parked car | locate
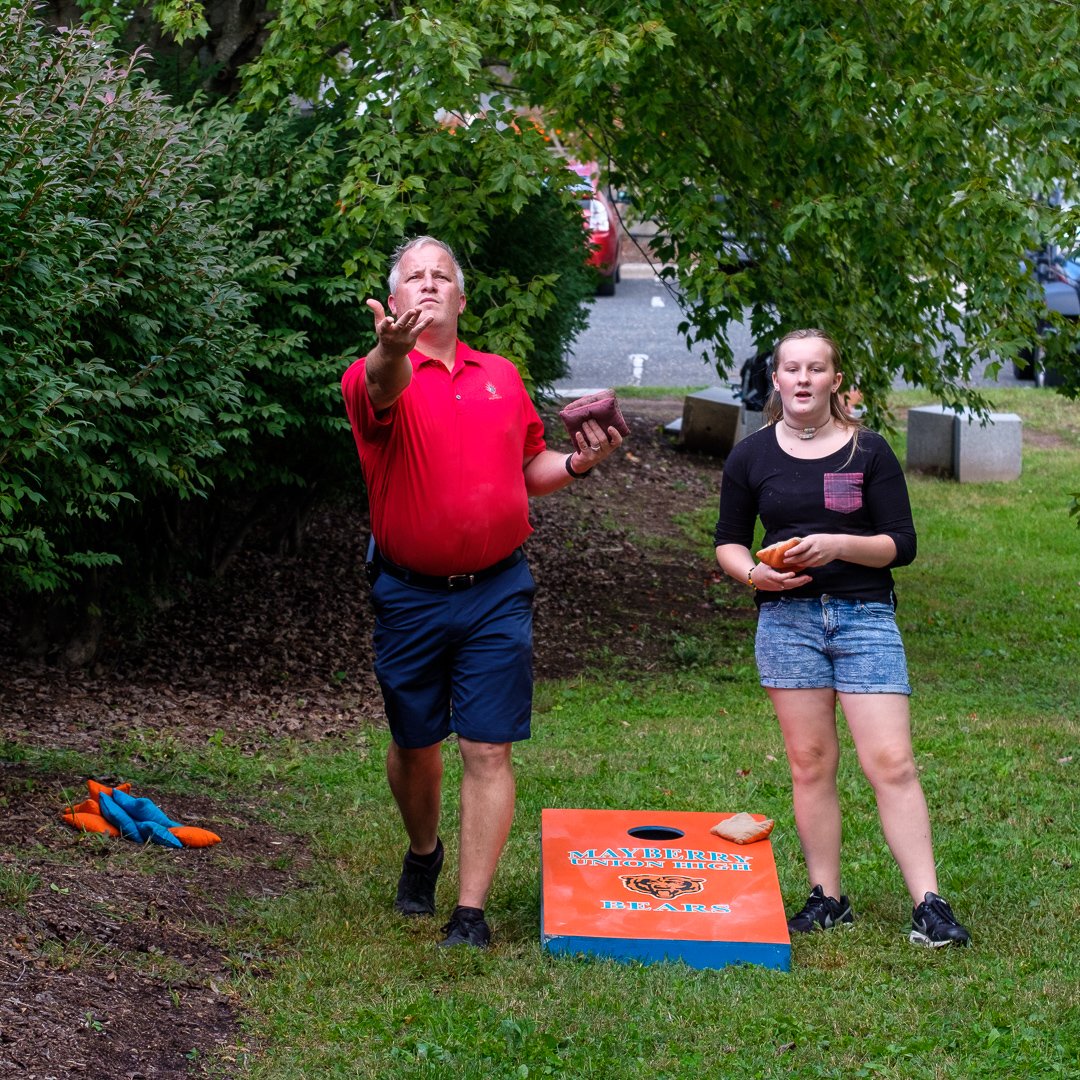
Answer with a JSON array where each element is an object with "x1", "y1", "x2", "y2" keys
[
  {"x1": 567, "y1": 163, "x2": 621, "y2": 296},
  {"x1": 1015, "y1": 244, "x2": 1075, "y2": 386}
]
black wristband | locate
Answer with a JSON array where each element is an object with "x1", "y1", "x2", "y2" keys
[{"x1": 565, "y1": 453, "x2": 591, "y2": 479}]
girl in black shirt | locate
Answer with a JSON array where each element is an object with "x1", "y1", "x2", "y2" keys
[{"x1": 715, "y1": 328, "x2": 969, "y2": 947}]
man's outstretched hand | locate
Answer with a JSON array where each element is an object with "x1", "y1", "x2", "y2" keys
[{"x1": 366, "y1": 299, "x2": 433, "y2": 356}]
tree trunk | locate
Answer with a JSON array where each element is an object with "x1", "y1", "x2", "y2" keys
[{"x1": 37, "y1": 1, "x2": 277, "y2": 98}]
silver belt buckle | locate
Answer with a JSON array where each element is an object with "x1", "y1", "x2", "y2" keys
[{"x1": 447, "y1": 573, "x2": 475, "y2": 590}]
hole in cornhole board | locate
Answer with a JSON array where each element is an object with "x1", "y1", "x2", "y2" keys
[{"x1": 626, "y1": 825, "x2": 685, "y2": 841}]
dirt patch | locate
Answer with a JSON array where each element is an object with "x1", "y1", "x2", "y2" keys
[
  {"x1": 0, "y1": 768, "x2": 308, "y2": 1078},
  {"x1": 0, "y1": 398, "x2": 733, "y2": 756},
  {"x1": 0, "y1": 397, "x2": 744, "y2": 1078}
]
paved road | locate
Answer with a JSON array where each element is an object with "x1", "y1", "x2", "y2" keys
[
  {"x1": 558, "y1": 271, "x2": 754, "y2": 395},
  {"x1": 558, "y1": 268, "x2": 1027, "y2": 394}
]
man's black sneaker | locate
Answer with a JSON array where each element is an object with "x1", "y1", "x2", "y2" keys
[
  {"x1": 438, "y1": 905, "x2": 491, "y2": 949},
  {"x1": 394, "y1": 838, "x2": 444, "y2": 917},
  {"x1": 787, "y1": 884, "x2": 854, "y2": 933},
  {"x1": 909, "y1": 891, "x2": 971, "y2": 947}
]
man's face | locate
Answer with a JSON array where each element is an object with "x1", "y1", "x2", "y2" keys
[{"x1": 388, "y1": 245, "x2": 466, "y2": 331}]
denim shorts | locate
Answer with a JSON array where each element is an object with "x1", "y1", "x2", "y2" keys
[
  {"x1": 370, "y1": 558, "x2": 536, "y2": 748},
  {"x1": 755, "y1": 595, "x2": 911, "y2": 695}
]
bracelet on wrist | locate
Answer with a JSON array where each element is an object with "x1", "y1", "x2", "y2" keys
[
  {"x1": 746, "y1": 565, "x2": 757, "y2": 589},
  {"x1": 565, "y1": 453, "x2": 591, "y2": 479}
]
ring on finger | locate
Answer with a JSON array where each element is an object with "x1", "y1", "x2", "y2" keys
[{"x1": 589, "y1": 443, "x2": 601, "y2": 451}]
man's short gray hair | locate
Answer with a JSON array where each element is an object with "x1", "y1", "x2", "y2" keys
[{"x1": 388, "y1": 236, "x2": 465, "y2": 294}]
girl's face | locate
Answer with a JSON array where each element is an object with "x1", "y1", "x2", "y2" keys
[{"x1": 772, "y1": 337, "x2": 842, "y2": 418}]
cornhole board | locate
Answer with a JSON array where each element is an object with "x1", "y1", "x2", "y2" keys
[{"x1": 540, "y1": 808, "x2": 790, "y2": 971}]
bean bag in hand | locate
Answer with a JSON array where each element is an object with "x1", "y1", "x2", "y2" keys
[{"x1": 756, "y1": 537, "x2": 803, "y2": 569}]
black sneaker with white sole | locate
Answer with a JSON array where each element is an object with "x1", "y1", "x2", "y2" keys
[
  {"x1": 909, "y1": 891, "x2": 970, "y2": 947},
  {"x1": 394, "y1": 838, "x2": 444, "y2": 917},
  {"x1": 787, "y1": 884, "x2": 854, "y2": 934},
  {"x1": 438, "y1": 905, "x2": 491, "y2": 949}
]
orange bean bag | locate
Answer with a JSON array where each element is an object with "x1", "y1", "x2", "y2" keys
[
  {"x1": 86, "y1": 779, "x2": 132, "y2": 798},
  {"x1": 168, "y1": 826, "x2": 222, "y2": 848},
  {"x1": 62, "y1": 781, "x2": 222, "y2": 848},
  {"x1": 61, "y1": 810, "x2": 120, "y2": 837},
  {"x1": 709, "y1": 812, "x2": 775, "y2": 845},
  {"x1": 756, "y1": 537, "x2": 803, "y2": 569}
]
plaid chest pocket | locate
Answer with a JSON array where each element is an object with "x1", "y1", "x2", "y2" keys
[{"x1": 824, "y1": 472, "x2": 864, "y2": 513}]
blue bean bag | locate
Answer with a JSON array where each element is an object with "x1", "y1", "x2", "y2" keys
[{"x1": 111, "y1": 787, "x2": 183, "y2": 829}]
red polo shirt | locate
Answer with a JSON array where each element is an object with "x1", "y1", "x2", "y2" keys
[{"x1": 342, "y1": 340, "x2": 547, "y2": 575}]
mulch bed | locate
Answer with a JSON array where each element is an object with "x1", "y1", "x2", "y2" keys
[{"x1": 0, "y1": 398, "x2": 745, "y2": 1078}]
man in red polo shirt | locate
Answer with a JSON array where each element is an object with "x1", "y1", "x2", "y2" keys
[{"x1": 342, "y1": 236, "x2": 623, "y2": 948}]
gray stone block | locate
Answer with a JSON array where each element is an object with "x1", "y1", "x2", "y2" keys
[
  {"x1": 735, "y1": 405, "x2": 766, "y2": 445},
  {"x1": 953, "y1": 411, "x2": 1022, "y2": 483},
  {"x1": 681, "y1": 387, "x2": 741, "y2": 455},
  {"x1": 907, "y1": 404, "x2": 958, "y2": 475}
]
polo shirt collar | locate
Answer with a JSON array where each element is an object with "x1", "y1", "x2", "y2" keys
[{"x1": 409, "y1": 339, "x2": 482, "y2": 377}]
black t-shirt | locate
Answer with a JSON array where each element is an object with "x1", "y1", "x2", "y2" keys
[{"x1": 714, "y1": 425, "x2": 917, "y2": 604}]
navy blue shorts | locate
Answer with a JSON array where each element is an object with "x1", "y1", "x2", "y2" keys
[
  {"x1": 370, "y1": 558, "x2": 536, "y2": 748},
  {"x1": 755, "y1": 595, "x2": 911, "y2": 695}
]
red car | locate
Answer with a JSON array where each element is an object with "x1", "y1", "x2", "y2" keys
[{"x1": 568, "y1": 164, "x2": 621, "y2": 296}]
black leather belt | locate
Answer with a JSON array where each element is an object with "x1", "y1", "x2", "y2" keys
[{"x1": 376, "y1": 547, "x2": 524, "y2": 591}]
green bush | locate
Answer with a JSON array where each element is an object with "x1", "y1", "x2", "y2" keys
[
  {"x1": 0, "y1": 10, "x2": 595, "y2": 658},
  {"x1": 0, "y1": 11, "x2": 256, "y2": 654},
  {"x1": 180, "y1": 105, "x2": 371, "y2": 570},
  {"x1": 0, "y1": 11, "x2": 253, "y2": 601},
  {"x1": 330, "y1": 106, "x2": 596, "y2": 393},
  {"x1": 467, "y1": 181, "x2": 594, "y2": 394}
]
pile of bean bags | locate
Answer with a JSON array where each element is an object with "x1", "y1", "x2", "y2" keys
[{"x1": 61, "y1": 780, "x2": 221, "y2": 849}]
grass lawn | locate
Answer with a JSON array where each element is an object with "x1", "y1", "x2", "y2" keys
[
  {"x1": 222, "y1": 388, "x2": 1079, "y2": 1079},
  {"x1": 21, "y1": 388, "x2": 1080, "y2": 1078}
]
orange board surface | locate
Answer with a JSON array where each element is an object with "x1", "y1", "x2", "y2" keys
[{"x1": 541, "y1": 808, "x2": 790, "y2": 970}]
